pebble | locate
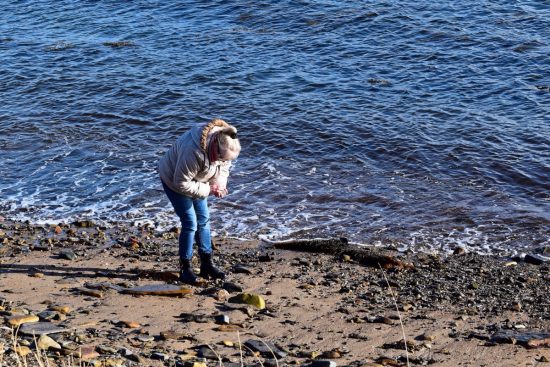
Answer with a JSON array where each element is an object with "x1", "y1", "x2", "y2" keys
[
  {"x1": 215, "y1": 289, "x2": 230, "y2": 301},
  {"x1": 122, "y1": 284, "x2": 193, "y2": 296},
  {"x1": 7, "y1": 314, "x2": 39, "y2": 326},
  {"x1": 104, "y1": 359, "x2": 125, "y2": 367},
  {"x1": 15, "y1": 345, "x2": 31, "y2": 357},
  {"x1": 77, "y1": 287, "x2": 103, "y2": 298},
  {"x1": 160, "y1": 330, "x2": 190, "y2": 340},
  {"x1": 222, "y1": 281, "x2": 243, "y2": 293},
  {"x1": 228, "y1": 293, "x2": 266, "y2": 309},
  {"x1": 49, "y1": 305, "x2": 71, "y2": 314},
  {"x1": 419, "y1": 333, "x2": 436, "y2": 342},
  {"x1": 244, "y1": 339, "x2": 287, "y2": 359},
  {"x1": 59, "y1": 249, "x2": 77, "y2": 260},
  {"x1": 233, "y1": 264, "x2": 254, "y2": 274},
  {"x1": 37, "y1": 334, "x2": 61, "y2": 350},
  {"x1": 136, "y1": 335, "x2": 155, "y2": 342},
  {"x1": 121, "y1": 320, "x2": 140, "y2": 328},
  {"x1": 97, "y1": 345, "x2": 118, "y2": 354}
]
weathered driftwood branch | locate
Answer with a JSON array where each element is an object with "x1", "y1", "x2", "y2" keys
[{"x1": 268, "y1": 238, "x2": 414, "y2": 271}]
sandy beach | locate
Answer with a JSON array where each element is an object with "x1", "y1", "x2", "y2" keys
[{"x1": 0, "y1": 219, "x2": 548, "y2": 367}]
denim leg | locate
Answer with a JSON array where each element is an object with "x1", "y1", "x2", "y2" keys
[
  {"x1": 193, "y1": 198, "x2": 212, "y2": 254},
  {"x1": 161, "y1": 181, "x2": 197, "y2": 260}
]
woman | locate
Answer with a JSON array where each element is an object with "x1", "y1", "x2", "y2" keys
[{"x1": 158, "y1": 118, "x2": 241, "y2": 284}]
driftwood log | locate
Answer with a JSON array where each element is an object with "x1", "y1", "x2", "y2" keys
[{"x1": 268, "y1": 238, "x2": 413, "y2": 271}]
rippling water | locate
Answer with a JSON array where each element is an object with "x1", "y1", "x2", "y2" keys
[{"x1": 1, "y1": 1, "x2": 549, "y2": 254}]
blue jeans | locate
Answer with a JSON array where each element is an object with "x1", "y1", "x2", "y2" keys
[{"x1": 161, "y1": 180, "x2": 212, "y2": 260}]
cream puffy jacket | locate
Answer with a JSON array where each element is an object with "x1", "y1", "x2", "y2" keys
[{"x1": 158, "y1": 123, "x2": 231, "y2": 199}]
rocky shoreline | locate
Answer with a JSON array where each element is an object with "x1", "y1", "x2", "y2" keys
[{"x1": 0, "y1": 218, "x2": 548, "y2": 366}]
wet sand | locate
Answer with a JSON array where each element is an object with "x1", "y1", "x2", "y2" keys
[{"x1": 0, "y1": 219, "x2": 548, "y2": 366}]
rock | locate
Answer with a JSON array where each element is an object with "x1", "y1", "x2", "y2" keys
[
  {"x1": 348, "y1": 333, "x2": 369, "y2": 340},
  {"x1": 490, "y1": 329, "x2": 550, "y2": 348},
  {"x1": 136, "y1": 335, "x2": 155, "y2": 342},
  {"x1": 512, "y1": 302, "x2": 522, "y2": 312},
  {"x1": 96, "y1": 345, "x2": 118, "y2": 354},
  {"x1": 104, "y1": 359, "x2": 125, "y2": 367},
  {"x1": 15, "y1": 345, "x2": 31, "y2": 357},
  {"x1": 59, "y1": 249, "x2": 77, "y2": 260},
  {"x1": 525, "y1": 254, "x2": 550, "y2": 265},
  {"x1": 19, "y1": 322, "x2": 68, "y2": 336},
  {"x1": 196, "y1": 345, "x2": 219, "y2": 360},
  {"x1": 121, "y1": 320, "x2": 140, "y2": 328},
  {"x1": 244, "y1": 339, "x2": 287, "y2": 359},
  {"x1": 370, "y1": 316, "x2": 393, "y2": 325},
  {"x1": 122, "y1": 284, "x2": 193, "y2": 296},
  {"x1": 258, "y1": 254, "x2": 273, "y2": 262},
  {"x1": 160, "y1": 330, "x2": 193, "y2": 341},
  {"x1": 310, "y1": 360, "x2": 337, "y2": 367},
  {"x1": 401, "y1": 304, "x2": 413, "y2": 312},
  {"x1": 65, "y1": 345, "x2": 100, "y2": 360},
  {"x1": 76, "y1": 287, "x2": 103, "y2": 298},
  {"x1": 453, "y1": 247, "x2": 466, "y2": 255},
  {"x1": 342, "y1": 254, "x2": 352, "y2": 262},
  {"x1": 419, "y1": 333, "x2": 436, "y2": 342},
  {"x1": 54, "y1": 226, "x2": 62, "y2": 234},
  {"x1": 84, "y1": 282, "x2": 125, "y2": 292},
  {"x1": 215, "y1": 324, "x2": 243, "y2": 332},
  {"x1": 120, "y1": 347, "x2": 143, "y2": 363},
  {"x1": 7, "y1": 314, "x2": 39, "y2": 326},
  {"x1": 30, "y1": 272, "x2": 45, "y2": 278},
  {"x1": 49, "y1": 305, "x2": 71, "y2": 314},
  {"x1": 322, "y1": 350, "x2": 341, "y2": 359},
  {"x1": 37, "y1": 311, "x2": 59, "y2": 321},
  {"x1": 222, "y1": 282, "x2": 243, "y2": 293},
  {"x1": 151, "y1": 351, "x2": 169, "y2": 361},
  {"x1": 215, "y1": 289, "x2": 230, "y2": 301},
  {"x1": 232, "y1": 264, "x2": 254, "y2": 274},
  {"x1": 214, "y1": 314, "x2": 230, "y2": 325},
  {"x1": 504, "y1": 261, "x2": 517, "y2": 267},
  {"x1": 37, "y1": 334, "x2": 61, "y2": 350},
  {"x1": 222, "y1": 340, "x2": 234, "y2": 347},
  {"x1": 228, "y1": 293, "x2": 266, "y2": 309}
]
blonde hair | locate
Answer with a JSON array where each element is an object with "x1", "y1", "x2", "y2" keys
[{"x1": 218, "y1": 128, "x2": 241, "y2": 161}]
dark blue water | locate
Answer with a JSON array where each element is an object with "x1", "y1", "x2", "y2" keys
[{"x1": 1, "y1": 1, "x2": 549, "y2": 254}]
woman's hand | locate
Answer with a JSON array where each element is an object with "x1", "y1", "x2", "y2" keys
[{"x1": 210, "y1": 184, "x2": 228, "y2": 198}]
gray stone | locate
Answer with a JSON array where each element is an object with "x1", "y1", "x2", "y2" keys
[
  {"x1": 222, "y1": 282, "x2": 243, "y2": 293},
  {"x1": 232, "y1": 264, "x2": 253, "y2": 274},
  {"x1": 244, "y1": 339, "x2": 287, "y2": 359},
  {"x1": 525, "y1": 254, "x2": 550, "y2": 265},
  {"x1": 19, "y1": 322, "x2": 68, "y2": 336},
  {"x1": 59, "y1": 249, "x2": 77, "y2": 260},
  {"x1": 196, "y1": 346, "x2": 219, "y2": 360},
  {"x1": 490, "y1": 329, "x2": 550, "y2": 348},
  {"x1": 37, "y1": 311, "x2": 58, "y2": 321}
]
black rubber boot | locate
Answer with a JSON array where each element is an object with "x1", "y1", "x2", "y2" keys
[
  {"x1": 179, "y1": 258, "x2": 199, "y2": 284},
  {"x1": 199, "y1": 252, "x2": 226, "y2": 280}
]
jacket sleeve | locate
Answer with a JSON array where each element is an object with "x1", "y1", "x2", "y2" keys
[{"x1": 172, "y1": 151, "x2": 210, "y2": 199}]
